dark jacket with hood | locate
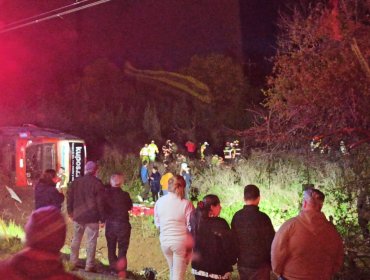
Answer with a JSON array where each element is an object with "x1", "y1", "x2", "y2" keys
[
  {"x1": 0, "y1": 206, "x2": 81, "y2": 280},
  {"x1": 67, "y1": 173, "x2": 105, "y2": 224},
  {"x1": 271, "y1": 210, "x2": 344, "y2": 280},
  {"x1": 34, "y1": 181, "x2": 64, "y2": 210}
]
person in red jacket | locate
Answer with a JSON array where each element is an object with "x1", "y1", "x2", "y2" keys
[{"x1": 0, "y1": 206, "x2": 81, "y2": 280}]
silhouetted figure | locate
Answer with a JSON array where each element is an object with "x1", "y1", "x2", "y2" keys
[
  {"x1": 190, "y1": 194, "x2": 237, "y2": 279},
  {"x1": 105, "y1": 173, "x2": 133, "y2": 278},
  {"x1": 272, "y1": 188, "x2": 344, "y2": 279},
  {"x1": 34, "y1": 169, "x2": 64, "y2": 210},
  {"x1": 0, "y1": 206, "x2": 81, "y2": 279},
  {"x1": 231, "y1": 185, "x2": 275, "y2": 280},
  {"x1": 67, "y1": 161, "x2": 105, "y2": 273},
  {"x1": 154, "y1": 175, "x2": 194, "y2": 280}
]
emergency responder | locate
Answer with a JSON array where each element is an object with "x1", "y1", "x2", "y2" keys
[
  {"x1": 148, "y1": 140, "x2": 159, "y2": 162},
  {"x1": 140, "y1": 144, "x2": 150, "y2": 163},
  {"x1": 223, "y1": 142, "x2": 232, "y2": 161},
  {"x1": 200, "y1": 142, "x2": 209, "y2": 161}
]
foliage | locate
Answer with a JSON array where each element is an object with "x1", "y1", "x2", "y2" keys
[
  {"x1": 254, "y1": 0, "x2": 370, "y2": 149},
  {"x1": 143, "y1": 103, "x2": 162, "y2": 141},
  {"x1": 97, "y1": 146, "x2": 143, "y2": 196},
  {"x1": 0, "y1": 218, "x2": 25, "y2": 241},
  {"x1": 193, "y1": 151, "x2": 356, "y2": 228},
  {"x1": 180, "y1": 53, "x2": 253, "y2": 145}
]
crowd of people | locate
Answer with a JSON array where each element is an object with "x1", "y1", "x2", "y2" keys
[{"x1": 0, "y1": 155, "x2": 347, "y2": 280}]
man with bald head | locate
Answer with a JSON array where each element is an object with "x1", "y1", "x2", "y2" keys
[{"x1": 271, "y1": 188, "x2": 344, "y2": 280}]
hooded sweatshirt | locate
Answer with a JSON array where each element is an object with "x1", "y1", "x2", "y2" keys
[
  {"x1": 271, "y1": 210, "x2": 344, "y2": 280},
  {"x1": 0, "y1": 248, "x2": 81, "y2": 280}
]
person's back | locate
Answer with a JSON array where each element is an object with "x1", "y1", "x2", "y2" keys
[
  {"x1": 160, "y1": 171, "x2": 173, "y2": 195},
  {"x1": 0, "y1": 206, "x2": 81, "y2": 280},
  {"x1": 67, "y1": 172, "x2": 105, "y2": 224},
  {"x1": 105, "y1": 186, "x2": 133, "y2": 224},
  {"x1": 35, "y1": 169, "x2": 64, "y2": 210},
  {"x1": 271, "y1": 188, "x2": 344, "y2": 280},
  {"x1": 67, "y1": 161, "x2": 105, "y2": 272},
  {"x1": 154, "y1": 175, "x2": 194, "y2": 280},
  {"x1": 231, "y1": 184, "x2": 275, "y2": 280},
  {"x1": 105, "y1": 173, "x2": 133, "y2": 277},
  {"x1": 155, "y1": 191, "x2": 192, "y2": 241},
  {"x1": 190, "y1": 195, "x2": 237, "y2": 279}
]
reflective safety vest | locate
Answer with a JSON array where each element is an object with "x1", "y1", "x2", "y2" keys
[{"x1": 140, "y1": 146, "x2": 149, "y2": 156}]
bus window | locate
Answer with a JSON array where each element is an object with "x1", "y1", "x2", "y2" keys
[{"x1": 26, "y1": 143, "x2": 56, "y2": 184}]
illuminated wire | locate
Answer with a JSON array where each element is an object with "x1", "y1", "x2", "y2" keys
[
  {"x1": 1, "y1": 0, "x2": 94, "y2": 28},
  {"x1": 0, "y1": 0, "x2": 113, "y2": 34}
]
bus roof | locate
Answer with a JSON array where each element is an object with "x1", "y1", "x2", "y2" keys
[{"x1": 0, "y1": 125, "x2": 83, "y2": 140}]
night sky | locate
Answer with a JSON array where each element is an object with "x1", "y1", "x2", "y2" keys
[{"x1": 0, "y1": 0, "x2": 281, "y2": 103}]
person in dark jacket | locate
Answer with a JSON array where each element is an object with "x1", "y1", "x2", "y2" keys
[
  {"x1": 34, "y1": 169, "x2": 64, "y2": 210},
  {"x1": 105, "y1": 173, "x2": 133, "y2": 278},
  {"x1": 67, "y1": 161, "x2": 105, "y2": 273},
  {"x1": 190, "y1": 194, "x2": 237, "y2": 280},
  {"x1": 0, "y1": 206, "x2": 82, "y2": 280},
  {"x1": 231, "y1": 185, "x2": 275, "y2": 280},
  {"x1": 149, "y1": 166, "x2": 161, "y2": 202}
]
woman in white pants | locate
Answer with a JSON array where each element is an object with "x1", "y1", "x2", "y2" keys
[{"x1": 154, "y1": 175, "x2": 195, "y2": 280}]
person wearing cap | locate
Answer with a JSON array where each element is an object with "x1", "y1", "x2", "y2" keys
[
  {"x1": 271, "y1": 188, "x2": 344, "y2": 280},
  {"x1": 0, "y1": 206, "x2": 82, "y2": 279},
  {"x1": 231, "y1": 184, "x2": 275, "y2": 280},
  {"x1": 154, "y1": 175, "x2": 194, "y2": 280},
  {"x1": 67, "y1": 161, "x2": 106, "y2": 273}
]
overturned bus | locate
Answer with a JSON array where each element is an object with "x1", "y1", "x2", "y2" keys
[{"x1": 0, "y1": 125, "x2": 86, "y2": 187}]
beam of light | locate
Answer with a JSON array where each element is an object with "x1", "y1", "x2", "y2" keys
[{"x1": 0, "y1": 0, "x2": 113, "y2": 34}]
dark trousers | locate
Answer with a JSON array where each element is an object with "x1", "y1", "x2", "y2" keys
[
  {"x1": 105, "y1": 221, "x2": 131, "y2": 271},
  {"x1": 238, "y1": 264, "x2": 271, "y2": 280},
  {"x1": 152, "y1": 191, "x2": 159, "y2": 202}
]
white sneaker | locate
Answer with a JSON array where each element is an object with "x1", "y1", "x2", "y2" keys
[{"x1": 137, "y1": 195, "x2": 143, "y2": 202}]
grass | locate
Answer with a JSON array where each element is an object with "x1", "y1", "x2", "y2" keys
[
  {"x1": 0, "y1": 218, "x2": 25, "y2": 241},
  {"x1": 1, "y1": 148, "x2": 369, "y2": 279}
]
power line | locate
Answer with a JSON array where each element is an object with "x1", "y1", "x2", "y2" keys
[
  {"x1": 0, "y1": 0, "x2": 113, "y2": 34},
  {"x1": 1, "y1": 0, "x2": 94, "y2": 29}
]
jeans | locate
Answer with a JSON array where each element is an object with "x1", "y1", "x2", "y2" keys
[
  {"x1": 70, "y1": 221, "x2": 99, "y2": 269},
  {"x1": 141, "y1": 182, "x2": 150, "y2": 200},
  {"x1": 161, "y1": 241, "x2": 188, "y2": 280},
  {"x1": 105, "y1": 221, "x2": 131, "y2": 271},
  {"x1": 238, "y1": 264, "x2": 271, "y2": 280}
]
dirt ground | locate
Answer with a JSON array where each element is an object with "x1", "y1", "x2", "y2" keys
[{"x1": 0, "y1": 185, "x2": 194, "y2": 279}]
